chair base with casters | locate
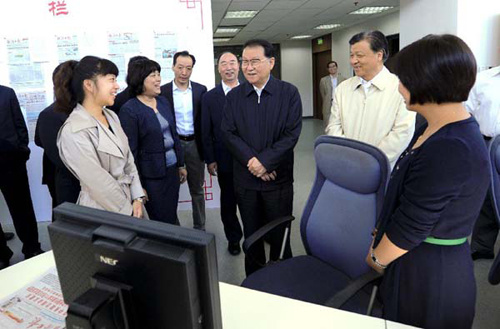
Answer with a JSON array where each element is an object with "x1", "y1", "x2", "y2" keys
[{"x1": 241, "y1": 136, "x2": 390, "y2": 318}]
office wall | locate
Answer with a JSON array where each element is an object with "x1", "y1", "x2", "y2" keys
[
  {"x1": 401, "y1": 0, "x2": 500, "y2": 69},
  {"x1": 400, "y1": 0, "x2": 458, "y2": 48},
  {"x1": 457, "y1": 0, "x2": 500, "y2": 69},
  {"x1": 281, "y1": 41, "x2": 314, "y2": 117},
  {"x1": 331, "y1": 12, "x2": 400, "y2": 79}
]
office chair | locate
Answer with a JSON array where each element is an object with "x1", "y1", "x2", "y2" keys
[
  {"x1": 241, "y1": 136, "x2": 390, "y2": 315},
  {"x1": 488, "y1": 135, "x2": 500, "y2": 285}
]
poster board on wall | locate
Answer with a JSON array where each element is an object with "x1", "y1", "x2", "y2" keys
[{"x1": 0, "y1": 0, "x2": 218, "y2": 222}]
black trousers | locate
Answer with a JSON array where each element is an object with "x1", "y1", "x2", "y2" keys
[
  {"x1": 143, "y1": 166, "x2": 180, "y2": 225},
  {"x1": 0, "y1": 158, "x2": 41, "y2": 260},
  {"x1": 46, "y1": 176, "x2": 57, "y2": 218},
  {"x1": 471, "y1": 136, "x2": 498, "y2": 254},
  {"x1": 235, "y1": 184, "x2": 293, "y2": 276},
  {"x1": 54, "y1": 168, "x2": 80, "y2": 206},
  {"x1": 471, "y1": 186, "x2": 499, "y2": 254},
  {"x1": 217, "y1": 171, "x2": 242, "y2": 244}
]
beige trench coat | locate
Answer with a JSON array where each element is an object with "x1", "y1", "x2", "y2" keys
[{"x1": 57, "y1": 104, "x2": 144, "y2": 216}]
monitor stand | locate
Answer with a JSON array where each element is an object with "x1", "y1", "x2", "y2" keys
[{"x1": 66, "y1": 275, "x2": 135, "y2": 329}]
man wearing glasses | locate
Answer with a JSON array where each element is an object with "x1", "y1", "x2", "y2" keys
[
  {"x1": 201, "y1": 52, "x2": 243, "y2": 255},
  {"x1": 221, "y1": 39, "x2": 303, "y2": 275}
]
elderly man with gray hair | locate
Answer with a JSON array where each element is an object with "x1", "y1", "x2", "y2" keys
[{"x1": 326, "y1": 30, "x2": 415, "y2": 167}]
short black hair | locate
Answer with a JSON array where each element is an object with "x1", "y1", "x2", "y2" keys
[
  {"x1": 349, "y1": 30, "x2": 389, "y2": 61},
  {"x1": 173, "y1": 51, "x2": 196, "y2": 66},
  {"x1": 128, "y1": 56, "x2": 148, "y2": 71},
  {"x1": 327, "y1": 60, "x2": 338, "y2": 68},
  {"x1": 393, "y1": 34, "x2": 476, "y2": 105},
  {"x1": 126, "y1": 59, "x2": 161, "y2": 97},
  {"x1": 243, "y1": 39, "x2": 274, "y2": 58},
  {"x1": 217, "y1": 51, "x2": 238, "y2": 64}
]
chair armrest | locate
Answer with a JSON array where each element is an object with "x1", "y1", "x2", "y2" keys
[
  {"x1": 242, "y1": 215, "x2": 295, "y2": 254},
  {"x1": 324, "y1": 269, "x2": 382, "y2": 309}
]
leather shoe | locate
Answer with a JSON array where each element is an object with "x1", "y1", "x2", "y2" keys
[
  {"x1": 4, "y1": 232, "x2": 15, "y2": 241},
  {"x1": 0, "y1": 259, "x2": 9, "y2": 270},
  {"x1": 471, "y1": 251, "x2": 494, "y2": 261},
  {"x1": 228, "y1": 242, "x2": 241, "y2": 256},
  {"x1": 24, "y1": 249, "x2": 45, "y2": 260}
]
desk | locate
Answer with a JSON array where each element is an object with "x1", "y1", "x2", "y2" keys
[{"x1": 0, "y1": 252, "x2": 416, "y2": 328}]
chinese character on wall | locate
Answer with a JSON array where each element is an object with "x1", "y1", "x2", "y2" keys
[{"x1": 48, "y1": 1, "x2": 69, "y2": 16}]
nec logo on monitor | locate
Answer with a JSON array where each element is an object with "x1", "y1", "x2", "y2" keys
[{"x1": 99, "y1": 255, "x2": 119, "y2": 266}]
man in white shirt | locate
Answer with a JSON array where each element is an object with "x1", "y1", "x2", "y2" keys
[
  {"x1": 467, "y1": 65, "x2": 500, "y2": 260},
  {"x1": 325, "y1": 31, "x2": 415, "y2": 167},
  {"x1": 319, "y1": 61, "x2": 346, "y2": 126},
  {"x1": 160, "y1": 51, "x2": 208, "y2": 230}
]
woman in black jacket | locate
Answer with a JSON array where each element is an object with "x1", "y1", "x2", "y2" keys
[
  {"x1": 366, "y1": 34, "x2": 490, "y2": 329},
  {"x1": 119, "y1": 59, "x2": 187, "y2": 224}
]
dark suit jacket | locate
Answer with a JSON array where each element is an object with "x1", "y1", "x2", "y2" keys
[
  {"x1": 0, "y1": 85, "x2": 30, "y2": 162},
  {"x1": 34, "y1": 102, "x2": 80, "y2": 205},
  {"x1": 201, "y1": 84, "x2": 234, "y2": 173},
  {"x1": 119, "y1": 97, "x2": 184, "y2": 182},
  {"x1": 160, "y1": 81, "x2": 207, "y2": 160},
  {"x1": 107, "y1": 87, "x2": 132, "y2": 114},
  {"x1": 35, "y1": 103, "x2": 57, "y2": 186},
  {"x1": 221, "y1": 76, "x2": 302, "y2": 190}
]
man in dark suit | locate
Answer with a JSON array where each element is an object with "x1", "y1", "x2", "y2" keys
[
  {"x1": 0, "y1": 85, "x2": 43, "y2": 269},
  {"x1": 160, "y1": 51, "x2": 207, "y2": 230},
  {"x1": 221, "y1": 40, "x2": 302, "y2": 275},
  {"x1": 35, "y1": 64, "x2": 80, "y2": 211},
  {"x1": 108, "y1": 56, "x2": 148, "y2": 114},
  {"x1": 202, "y1": 52, "x2": 243, "y2": 255}
]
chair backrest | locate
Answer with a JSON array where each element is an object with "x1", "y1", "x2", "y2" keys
[
  {"x1": 300, "y1": 136, "x2": 390, "y2": 279},
  {"x1": 488, "y1": 135, "x2": 500, "y2": 284}
]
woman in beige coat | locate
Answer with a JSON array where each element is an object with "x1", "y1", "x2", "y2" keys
[{"x1": 55, "y1": 56, "x2": 145, "y2": 217}]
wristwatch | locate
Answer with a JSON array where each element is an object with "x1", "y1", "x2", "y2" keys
[
  {"x1": 134, "y1": 197, "x2": 144, "y2": 203},
  {"x1": 370, "y1": 249, "x2": 387, "y2": 269}
]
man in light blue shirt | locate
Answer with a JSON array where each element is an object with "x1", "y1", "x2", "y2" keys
[{"x1": 160, "y1": 51, "x2": 208, "y2": 230}]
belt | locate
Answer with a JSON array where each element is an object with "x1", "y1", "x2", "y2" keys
[
  {"x1": 178, "y1": 134, "x2": 195, "y2": 141},
  {"x1": 423, "y1": 236, "x2": 467, "y2": 246}
]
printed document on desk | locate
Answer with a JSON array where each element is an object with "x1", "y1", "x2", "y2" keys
[{"x1": 0, "y1": 267, "x2": 67, "y2": 329}]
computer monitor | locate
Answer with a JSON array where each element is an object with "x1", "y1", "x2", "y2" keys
[{"x1": 48, "y1": 203, "x2": 222, "y2": 329}]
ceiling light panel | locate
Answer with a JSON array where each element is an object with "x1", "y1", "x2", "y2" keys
[
  {"x1": 213, "y1": 38, "x2": 232, "y2": 43},
  {"x1": 216, "y1": 27, "x2": 241, "y2": 34},
  {"x1": 291, "y1": 35, "x2": 312, "y2": 40},
  {"x1": 224, "y1": 11, "x2": 259, "y2": 19},
  {"x1": 315, "y1": 24, "x2": 341, "y2": 30},
  {"x1": 349, "y1": 6, "x2": 394, "y2": 15}
]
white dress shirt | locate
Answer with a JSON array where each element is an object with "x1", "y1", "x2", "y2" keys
[
  {"x1": 252, "y1": 76, "x2": 270, "y2": 103},
  {"x1": 330, "y1": 75, "x2": 338, "y2": 99},
  {"x1": 222, "y1": 80, "x2": 239, "y2": 96},
  {"x1": 326, "y1": 66, "x2": 416, "y2": 167},
  {"x1": 465, "y1": 66, "x2": 500, "y2": 137},
  {"x1": 172, "y1": 80, "x2": 194, "y2": 135}
]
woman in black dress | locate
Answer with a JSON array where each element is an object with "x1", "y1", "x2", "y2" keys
[
  {"x1": 366, "y1": 35, "x2": 490, "y2": 328},
  {"x1": 119, "y1": 59, "x2": 187, "y2": 224}
]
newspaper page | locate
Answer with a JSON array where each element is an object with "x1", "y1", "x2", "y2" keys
[{"x1": 0, "y1": 267, "x2": 67, "y2": 329}]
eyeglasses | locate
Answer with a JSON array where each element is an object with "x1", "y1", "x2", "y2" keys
[{"x1": 241, "y1": 58, "x2": 268, "y2": 68}]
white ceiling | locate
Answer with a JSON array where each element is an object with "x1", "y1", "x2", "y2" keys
[{"x1": 212, "y1": 0, "x2": 400, "y2": 44}]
